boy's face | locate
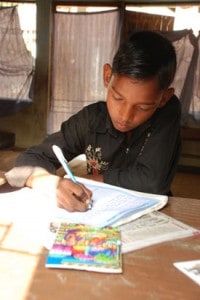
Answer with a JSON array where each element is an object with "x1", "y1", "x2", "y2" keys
[{"x1": 103, "y1": 64, "x2": 173, "y2": 133}]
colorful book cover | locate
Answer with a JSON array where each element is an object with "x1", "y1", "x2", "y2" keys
[{"x1": 46, "y1": 223, "x2": 122, "y2": 273}]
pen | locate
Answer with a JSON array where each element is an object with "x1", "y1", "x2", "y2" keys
[{"x1": 52, "y1": 145, "x2": 92, "y2": 210}]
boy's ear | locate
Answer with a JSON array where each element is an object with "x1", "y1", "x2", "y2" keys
[
  {"x1": 159, "y1": 88, "x2": 174, "y2": 108},
  {"x1": 103, "y1": 64, "x2": 112, "y2": 87}
]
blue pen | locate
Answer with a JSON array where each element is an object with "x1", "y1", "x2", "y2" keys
[
  {"x1": 52, "y1": 145, "x2": 92, "y2": 209},
  {"x1": 52, "y1": 145, "x2": 77, "y2": 183}
]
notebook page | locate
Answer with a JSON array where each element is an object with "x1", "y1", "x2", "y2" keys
[{"x1": 52, "y1": 177, "x2": 167, "y2": 227}]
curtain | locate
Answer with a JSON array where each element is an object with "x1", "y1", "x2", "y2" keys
[
  {"x1": 0, "y1": 7, "x2": 34, "y2": 116},
  {"x1": 189, "y1": 33, "x2": 200, "y2": 123},
  {"x1": 168, "y1": 31, "x2": 194, "y2": 99},
  {"x1": 48, "y1": 9, "x2": 121, "y2": 134},
  {"x1": 164, "y1": 30, "x2": 199, "y2": 127}
]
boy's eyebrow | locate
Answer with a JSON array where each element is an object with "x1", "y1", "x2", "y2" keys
[
  {"x1": 111, "y1": 86, "x2": 157, "y2": 106},
  {"x1": 111, "y1": 86, "x2": 123, "y2": 97}
]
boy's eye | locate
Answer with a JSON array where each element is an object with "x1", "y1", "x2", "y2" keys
[
  {"x1": 136, "y1": 105, "x2": 153, "y2": 111},
  {"x1": 112, "y1": 93, "x2": 123, "y2": 101}
]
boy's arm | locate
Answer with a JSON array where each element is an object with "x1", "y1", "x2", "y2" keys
[
  {"x1": 5, "y1": 165, "x2": 92, "y2": 212},
  {"x1": 4, "y1": 131, "x2": 64, "y2": 188},
  {"x1": 4, "y1": 107, "x2": 92, "y2": 211}
]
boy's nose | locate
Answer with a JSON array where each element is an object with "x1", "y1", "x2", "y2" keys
[{"x1": 120, "y1": 105, "x2": 134, "y2": 123}]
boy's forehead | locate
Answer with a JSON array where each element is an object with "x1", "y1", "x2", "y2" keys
[
  {"x1": 110, "y1": 74, "x2": 163, "y2": 103},
  {"x1": 111, "y1": 74, "x2": 160, "y2": 90}
]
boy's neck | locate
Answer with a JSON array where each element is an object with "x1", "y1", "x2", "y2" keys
[{"x1": 125, "y1": 131, "x2": 133, "y2": 142}]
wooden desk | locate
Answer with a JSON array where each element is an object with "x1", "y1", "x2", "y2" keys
[{"x1": 0, "y1": 185, "x2": 199, "y2": 300}]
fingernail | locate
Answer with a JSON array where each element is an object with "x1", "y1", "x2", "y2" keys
[{"x1": 86, "y1": 199, "x2": 93, "y2": 210}]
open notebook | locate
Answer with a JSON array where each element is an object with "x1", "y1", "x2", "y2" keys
[
  {"x1": 0, "y1": 177, "x2": 167, "y2": 253},
  {"x1": 52, "y1": 177, "x2": 168, "y2": 228},
  {"x1": 0, "y1": 176, "x2": 167, "y2": 229}
]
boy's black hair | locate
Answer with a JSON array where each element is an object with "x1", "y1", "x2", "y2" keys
[{"x1": 112, "y1": 30, "x2": 177, "y2": 90}]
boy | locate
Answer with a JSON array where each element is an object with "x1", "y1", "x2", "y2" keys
[{"x1": 5, "y1": 31, "x2": 181, "y2": 212}]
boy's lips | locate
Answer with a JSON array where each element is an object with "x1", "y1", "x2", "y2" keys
[{"x1": 115, "y1": 121, "x2": 131, "y2": 131}]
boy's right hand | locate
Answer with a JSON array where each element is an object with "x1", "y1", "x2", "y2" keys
[
  {"x1": 56, "y1": 178, "x2": 92, "y2": 212},
  {"x1": 26, "y1": 169, "x2": 92, "y2": 212}
]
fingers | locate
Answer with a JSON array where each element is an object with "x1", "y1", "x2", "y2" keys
[
  {"x1": 78, "y1": 182, "x2": 92, "y2": 201},
  {"x1": 56, "y1": 178, "x2": 93, "y2": 212}
]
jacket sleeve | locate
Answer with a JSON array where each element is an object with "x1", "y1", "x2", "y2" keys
[{"x1": 104, "y1": 98, "x2": 181, "y2": 195}]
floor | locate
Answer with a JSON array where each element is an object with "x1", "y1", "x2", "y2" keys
[{"x1": 0, "y1": 148, "x2": 200, "y2": 199}]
